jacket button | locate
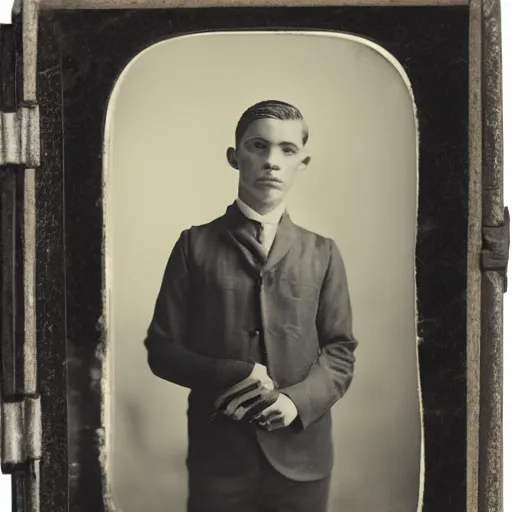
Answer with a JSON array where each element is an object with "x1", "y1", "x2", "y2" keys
[{"x1": 249, "y1": 328, "x2": 261, "y2": 337}]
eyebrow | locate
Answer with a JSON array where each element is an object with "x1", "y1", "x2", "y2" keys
[{"x1": 244, "y1": 136, "x2": 300, "y2": 150}]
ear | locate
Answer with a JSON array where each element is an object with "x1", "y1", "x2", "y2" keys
[
  {"x1": 226, "y1": 147, "x2": 239, "y2": 170},
  {"x1": 298, "y1": 153, "x2": 311, "y2": 171}
]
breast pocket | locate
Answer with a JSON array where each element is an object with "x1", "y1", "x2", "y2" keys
[{"x1": 278, "y1": 279, "x2": 319, "y2": 301}]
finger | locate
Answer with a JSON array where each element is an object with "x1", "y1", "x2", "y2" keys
[
  {"x1": 214, "y1": 373, "x2": 258, "y2": 408},
  {"x1": 232, "y1": 392, "x2": 276, "y2": 421},
  {"x1": 267, "y1": 419, "x2": 285, "y2": 431},
  {"x1": 231, "y1": 405, "x2": 249, "y2": 421},
  {"x1": 214, "y1": 381, "x2": 259, "y2": 409},
  {"x1": 224, "y1": 387, "x2": 265, "y2": 416},
  {"x1": 254, "y1": 408, "x2": 281, "y2": 424},
  {"x1": 260, "y1": 415, "x2": 285, "y2": 431},
  {"x1": 240, "y1": 399, "x2": 271, "y2": 421},
  {"x1": 230, "y1": 400, "x2": 264, "y2": 421},
  {"x1": 230, "y1": 397, "x2": 264, "y2": 421},
  {"x1": 237, "y1": 390, "x2": 280, "y2": 421},
  {"x1": 215, "y1": 373, "x2": 275, "y2": 409}
]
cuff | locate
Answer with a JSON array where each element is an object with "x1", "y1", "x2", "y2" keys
[{"x1": 280, "y1": 386, "x2": 310, "y2": 431}]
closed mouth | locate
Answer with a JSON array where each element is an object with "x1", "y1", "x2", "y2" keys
[{"x1": 258, "y1": 178, "x2": 282, "y2": 185}]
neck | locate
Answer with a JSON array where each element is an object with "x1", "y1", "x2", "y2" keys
[{"x1": 238, "y1": 191, "x2": 283, "y2": 216}]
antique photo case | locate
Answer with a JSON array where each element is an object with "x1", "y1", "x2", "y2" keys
[{"x1": 0, "y1": 1, "x2": 508, "y2": 512}]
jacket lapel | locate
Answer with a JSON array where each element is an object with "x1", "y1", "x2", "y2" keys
[
  {"x1": 264, "y1": 210, "x2": 295, "y2": 271},
  {"x1": 220, "y1": 202, "x2": 296, "y2": 273}
]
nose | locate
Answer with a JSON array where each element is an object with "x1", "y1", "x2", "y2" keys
[{"x1": 263, "y1": 148, "x2": 281, "y2": 171}]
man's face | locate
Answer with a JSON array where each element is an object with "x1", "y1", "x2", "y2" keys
[{"x1": 228, "y1": 118, "x2": 310, "y2": 212}]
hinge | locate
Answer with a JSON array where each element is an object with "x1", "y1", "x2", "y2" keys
[
  {"x1": 0, "y1": 103, "x2": 40, "y2": 167},
  {"x1": 481, "y1": 207, "x2": 510, "y2": 292},
  {"x1": 1, "y1": 395, "x2": 41, "y2": 468}
]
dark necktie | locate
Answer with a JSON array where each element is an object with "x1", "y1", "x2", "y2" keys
[{"x1": 253, "y1": 221, "x2": 264, "y2": 245}]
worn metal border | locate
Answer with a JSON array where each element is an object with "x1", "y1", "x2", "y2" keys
[
  {"x1": 479, "y1": 1, "x2": 507, "y2": 511},
  {"x1": 466, "y1": 0, "x2": 483, "y2": 510},
  {"x1": 36, "y1": 0, "x2": 469, "y2": 6},
  {"x1": 0, "y1": 0, "x2": 40, "y2": 511},
  {"x1": 0, "y1": 1, "x2": 506, "y2": 511}
]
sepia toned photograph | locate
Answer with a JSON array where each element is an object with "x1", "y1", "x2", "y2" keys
[
  {"x1": 0, "y1": 0, "x2": 509, "y2": 512},
  {"x1": 2, "y1": 1, "x2": 506, "y2": 512},
  {"x1": 104, "y1": 31, "x2": 421, "y2": 512}
]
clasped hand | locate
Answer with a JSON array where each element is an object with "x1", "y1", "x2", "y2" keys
[{"x1": 214, "y1": 363, "x2": 298, "y2": 431}]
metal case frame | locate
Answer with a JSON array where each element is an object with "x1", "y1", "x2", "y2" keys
[{"x1": 0, "y1": 1, "x2": 508, "y2": 511}]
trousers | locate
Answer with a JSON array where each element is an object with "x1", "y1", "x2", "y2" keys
[{"x1": 186, "y1": 426, "x2": 331, "y2": 512}]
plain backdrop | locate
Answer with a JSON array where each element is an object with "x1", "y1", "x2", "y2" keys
[
  {"x1": 106, "y1": 31, "x2": 419, "y2": 512},
  {"x1": 0, "y1": 2, "x2": 509, "y2": 512}
]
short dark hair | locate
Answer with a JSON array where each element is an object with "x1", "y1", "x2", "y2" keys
[{"x1": 234, "y1": 100, "x2": 309, "y2": 147}]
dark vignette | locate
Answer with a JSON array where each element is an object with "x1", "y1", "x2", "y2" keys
[{"x1": 34, "y1": 7, "x2": 469, "y2": 512}]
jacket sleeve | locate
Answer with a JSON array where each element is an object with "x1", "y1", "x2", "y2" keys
[
  {"x1": 144, "y1": 229, "x2": 254, "y2": 393},
  {"x1": 281, "y1": 239, "x2": 358, "y2": 430}
]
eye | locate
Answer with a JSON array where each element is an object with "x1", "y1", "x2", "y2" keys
[
  {"x1": 282, "y1": 147, "x2": 297, "y2": 155},
  {"x1": 254, "y1": 141, "x2": 267, "y2": 149}
]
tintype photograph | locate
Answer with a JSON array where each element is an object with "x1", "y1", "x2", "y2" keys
[
  {"x1": 105, "y1": 32, "x2": 420, "y2": 512},
  {"x1": 0, "y1": 2, "x2": 507, "y2": 512}
]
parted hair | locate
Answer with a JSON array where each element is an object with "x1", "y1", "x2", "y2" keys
[{"x1": 234, "y1": 100, "x2": 309, "y2": 147}]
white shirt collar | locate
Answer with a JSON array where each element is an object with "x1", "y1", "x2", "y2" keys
[{"x1": 236, "y1": 198, "x2": 285, "y2": 225}]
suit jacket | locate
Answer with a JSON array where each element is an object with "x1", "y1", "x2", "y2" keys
[{"x1": 144, "y1": 202, "x2": 358, "y2": 481}]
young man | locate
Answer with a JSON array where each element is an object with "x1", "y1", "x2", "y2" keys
[{"x1": 144, "y1": 100, "x2": 358, "y2": 512}]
